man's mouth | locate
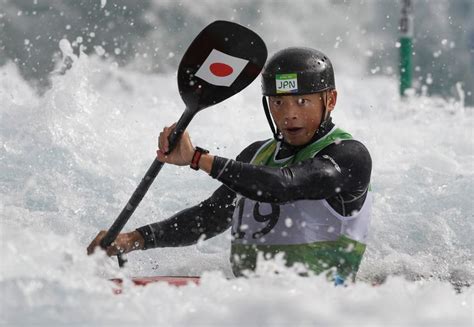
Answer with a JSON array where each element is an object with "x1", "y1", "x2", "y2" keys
[{"x1": 284, "y1": 127, "x2": 304, "y2": 135}]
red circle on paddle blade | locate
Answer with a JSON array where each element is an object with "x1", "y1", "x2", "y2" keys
[{"x1": 209, "y1": 63, "x2": 234, "y2": 77}]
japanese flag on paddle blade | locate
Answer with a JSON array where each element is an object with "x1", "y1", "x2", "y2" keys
[{"x1": 195, "y1": 49, "x2": 249, "y2": 87}]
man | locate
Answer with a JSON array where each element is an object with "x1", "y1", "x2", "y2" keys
[{"x1": 88, "y1": 47, "x2": 373, "y2": 283}]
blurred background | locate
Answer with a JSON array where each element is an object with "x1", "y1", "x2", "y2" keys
[{"x1": 0, "y1": 0, "x2": 473, "y2": 105}]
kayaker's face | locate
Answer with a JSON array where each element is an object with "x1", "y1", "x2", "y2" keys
[{"x1": 269, "y1": 90, "x2": 337, "y2": 146}]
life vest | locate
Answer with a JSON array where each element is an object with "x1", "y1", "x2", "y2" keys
[{"x1": 230, "y1": 126, "x2": 372, "y2": 280}]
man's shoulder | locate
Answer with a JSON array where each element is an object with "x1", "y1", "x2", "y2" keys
[
  {"x1": 334, "y1": 138, "x2": 370, "y2": 152},
  {"x1": 236, "y1": 139, "x2": 272, "y2": 163},
  {"x1": 319, "y1": 139, "x2": 372, "y2": 168}
]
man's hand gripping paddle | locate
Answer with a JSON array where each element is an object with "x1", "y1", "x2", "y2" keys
[{"x1": 98, "y1": 21, "x2": 267, "y2": 267}]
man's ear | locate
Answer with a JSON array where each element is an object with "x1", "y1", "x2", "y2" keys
[{"x1": 327, "y1": 89, "x2": 338, "y2": 113}]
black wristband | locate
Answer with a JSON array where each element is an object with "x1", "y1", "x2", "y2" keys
[{"x1": 190, "y1": 146, "x2": 209, "y2": 170}]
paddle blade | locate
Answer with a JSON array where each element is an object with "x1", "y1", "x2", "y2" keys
[{"x1": 178, "y1": 20, "x2": 267, "y2": 111}]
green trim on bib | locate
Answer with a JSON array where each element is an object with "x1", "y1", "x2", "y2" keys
[
  {"x1": 231, "y1": 235, "x2": 366, "y2": 280},
  {"x1": 252, "y1": 128, "x2": 353, "y2": 167}
]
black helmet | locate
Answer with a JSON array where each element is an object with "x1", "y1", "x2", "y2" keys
[
  {"x1": 262, "y1": 47, "x2": 335, "y2": 96},
  {"x1": 261, "y1": 47, "x2": 336, "y2": 140}
]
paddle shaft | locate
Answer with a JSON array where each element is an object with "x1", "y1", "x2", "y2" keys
[
  {"x1": 100, "y1": 108, "x2": 195, "y2": 266},
  {"x1": 95, "y1": 21, "x2": 267, "y2": 268}
]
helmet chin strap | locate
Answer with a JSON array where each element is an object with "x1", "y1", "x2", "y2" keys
[
  {"x1": 317, "y1": 91, "x2": 330, "y2": 132},
  {"x1": 262, "y1": 96, "x2": 283, "y2": 140}
]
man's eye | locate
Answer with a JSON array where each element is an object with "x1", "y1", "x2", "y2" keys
[
  {"x1": 274, "y1": 100, "x2": 282, "y2": 105},
  {"x1": 297, "y1": 98, "x2": 308, "y2": 105}
]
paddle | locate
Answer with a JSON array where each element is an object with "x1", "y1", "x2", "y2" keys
[{"x1": 99, "y1": 20, "x2": 267, "y2": 267}]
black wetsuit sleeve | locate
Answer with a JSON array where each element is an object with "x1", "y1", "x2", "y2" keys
[
  {"x1": 136, "y1": 184, "x2": 235, "y2": 249},
  {"x1": 210, "y1": 140, "x2": 372, "y2": 207},
  {"x1": 136, "y1": 141, "x2": 265, "y2": 249}
]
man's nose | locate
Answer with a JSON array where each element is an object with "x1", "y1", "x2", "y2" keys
[{"x1": 283, "y1": 102, "x2": 298, "y2": 120}]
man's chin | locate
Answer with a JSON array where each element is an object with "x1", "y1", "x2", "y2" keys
[{"x1": 282, "y1": 136, "x2": 310, "y2": 146}]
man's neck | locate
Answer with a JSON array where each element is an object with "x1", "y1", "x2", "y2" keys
[{"x1": 276, "y1": 118, "x2": 335, "y2": 159}]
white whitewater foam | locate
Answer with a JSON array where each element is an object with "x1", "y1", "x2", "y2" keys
[{"x1": 1, "y1": 45, "x2": 472, "y2": 325}]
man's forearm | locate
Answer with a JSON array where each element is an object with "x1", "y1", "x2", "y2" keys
[
  {"x1": 197, "y1": 153, "x2": 214, "y2": 174},
  {"x1": 208, "y1": 141, "x2": 371, "y2": 205},
  {"x1": 136, "y1": 184, "x2": 236, "y2": 249},
  {"x1": 209, "y1": 157, "x2": 342, "y2": 203}
]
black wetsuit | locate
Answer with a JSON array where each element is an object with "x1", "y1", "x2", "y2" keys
[{"x1": 136, "y1": 119, "x2": 372, "y2": 250}]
